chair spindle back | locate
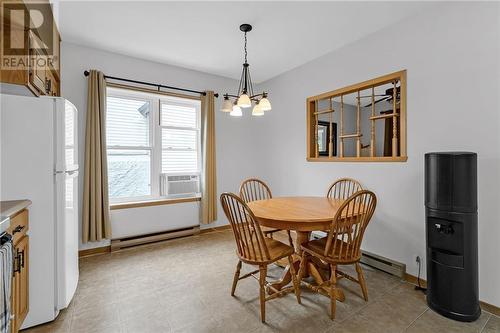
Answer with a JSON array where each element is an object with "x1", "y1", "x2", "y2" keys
[
  {"x1": 239, "y1": 178, "x2": 272, "y2": 203},
  {"x1": 220, "y1": 192, "x2": 271, "y2": 262},
  {"x1": 324, "y1": 190, "x2": 377, "y2": 262},
  {"x1": 327, "y1": 178, "x2": 363, "y2": 200}
]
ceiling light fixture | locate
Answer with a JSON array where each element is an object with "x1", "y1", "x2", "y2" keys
[
  {"x1": 230, "y1": 102, "x2": 242, "y2": 117},
  {"x1": 221, "y1": 24, "x2": 271, "y2": 117}
]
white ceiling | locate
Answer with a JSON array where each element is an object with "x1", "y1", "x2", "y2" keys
[{"x1": 56, "y1": 1, "x2": 433, "y2": 83}]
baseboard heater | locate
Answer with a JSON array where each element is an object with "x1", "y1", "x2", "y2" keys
[
  {"x1": 111, "y1": 226, "x2": 200, "y2": 252},
  {"x1": 360, "y1": 250, "x2": 406, "y2": 278},
  {"x1": 311, "y1": 231, "x2": 406, "y2": 278}
]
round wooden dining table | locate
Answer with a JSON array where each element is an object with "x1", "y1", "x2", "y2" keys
[{"x1": 247, "y1": 196, "x2": 346, "y2": 301}]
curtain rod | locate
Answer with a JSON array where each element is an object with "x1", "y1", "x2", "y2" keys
[{"x1": 83, "y1": 70, "x2": 219, "y2": 98}]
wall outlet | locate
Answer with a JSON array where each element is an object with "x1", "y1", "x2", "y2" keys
[{"x1": 415, "y1": 255, "x2": 421, "y2": 264}]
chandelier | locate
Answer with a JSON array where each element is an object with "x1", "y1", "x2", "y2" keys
[{"x1": 220, "y1": 24, "x2": 271, "y2": 117}]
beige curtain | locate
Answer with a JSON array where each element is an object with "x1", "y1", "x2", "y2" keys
[
  {"x1": 200, "y1": 91, "x2": 217, "y2": 224},
  {"x1": 82, "y1": 70, "x2": 112, "y2": 242}
]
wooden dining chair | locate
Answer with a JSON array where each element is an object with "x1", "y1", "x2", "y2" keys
[
  {"x1": 297, "y1": 190, "x2": 377, "y2": 320},
  {"x1": 220, "y1": 192, "x2": 301, "y2": 323},
  {"x1": 239, "y1": 178, "x2": 294, "y2": 246},
  {"x1": 326, "y1": 178, "x2": 363, "y2": 200},
  {"x1": 325, "y1": 178, "x2": 364, "y2": 239}
]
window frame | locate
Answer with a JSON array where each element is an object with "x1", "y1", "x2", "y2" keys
[
  {"x1": 105, "y1": 86, "x2": 201, "y2": 204},
  {"x1": 306, "y1": 70, "x2": 407, "y2": 162},
  {"x1": 159, "y1": 98, "x2": 201, "y2": 176}
]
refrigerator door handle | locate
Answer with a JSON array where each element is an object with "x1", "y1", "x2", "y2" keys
[{"x1": 54, "y1": 170, "x2": 79, "y2": 176}]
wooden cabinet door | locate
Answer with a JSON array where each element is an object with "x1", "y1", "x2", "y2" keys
[
  {"x1": 49, "y1": 19, "x2": 61, "y2": 96},
  {"x1": 15, "y1": 235, "x2": 29, "y2": 331},
  {"x1": 46, "y1": 70, "x2": 60, "y2": 96},
  {"x1": 0, "y1": 21, "x2": 28, "y2": 86},
  {"x1": 45, "y1": 70, "x2": 55, "y2": 96},
  {"x1": 51, "y1": 76, "x2": 60, "y2": 96},
  {"x1": 52, "y1": 22, "x2": 61, "y2": 74},
  {"x1": 8, "y1": 210, "x2": 28, "y2": 246},
  {"x1": 28, "y1": 31, "x2": 46, "y2": 95}
]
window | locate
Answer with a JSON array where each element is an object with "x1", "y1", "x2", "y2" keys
[
  {"x1": 306, "y1": 70, "x2": 407, "y2": 162},
  {"x1": 106, "y1": 87, "x2": 201, "y2": 203},
  {"x1": 160, "y1": 100, "x2": 199, "y2": 174}
]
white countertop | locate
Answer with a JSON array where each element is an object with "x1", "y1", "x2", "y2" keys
[{"x1": 0, "y1": 200, "x2": 32, "y2": 218}]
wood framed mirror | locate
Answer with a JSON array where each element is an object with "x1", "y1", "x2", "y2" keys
[{"x1": 306, "y1": 70, "x2": 407, "y2": 162}]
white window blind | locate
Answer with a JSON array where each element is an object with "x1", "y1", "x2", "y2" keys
[
  {"x1": 161, "y1": 150, "x2": 198, "y2": 173},
  {"x1": 161, "y1": 103, "x2": 197, "y2": 128},
  {"x1": 160, "y1": 100, "x2": 200, "y2": 174},
  {"x1": 162, "y1": 128, "x2": 196, "y2": 150},
  {"x1": 107, "y1": 96, "x2": 150, "y2": 147},
  {"x1": 106, "y1": 93, "x2": 152, "y2": 200}
]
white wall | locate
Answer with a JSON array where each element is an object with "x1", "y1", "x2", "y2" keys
[
  {"x1": 61, "y1": 42, "x2": 259, "y2": 249},
  {"x1": 257, "y1": 2, "x2": 500, "y2": 306},
  {"x1": 110, "y1": 202, "x2": 200, "y2": 239}
]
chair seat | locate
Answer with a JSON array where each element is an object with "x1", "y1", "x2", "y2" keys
[
  {"x1": 240, "y1": 237, "x2": 294, "y2": 264},
  {"x1": 261, "y1": 226, "x2": 281, "y2": 234},
  {"x1": 301, "y1": 236, "x2": 360, "y2": 264},
  {"x1": 238, "y1": 224, "x2": 281, "y2": 236}
]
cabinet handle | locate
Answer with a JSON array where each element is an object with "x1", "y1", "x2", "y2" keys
[
  {"x1": 20, "y1": 250, "x2": 25, "y2": 268},
  {"x1": 45, "y1": 78, "x2": 52, "y2": 94},
  {"x1": 13, "y1": 225, "x2": 25, "y2": 234},
  {"x1": 13, "y1": 249, "x2": 25, "y2": 274},
  {"x1": 14, "y1": 252, "x2": 21, "y2": 274}
]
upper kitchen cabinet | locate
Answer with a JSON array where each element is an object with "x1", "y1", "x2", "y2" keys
[{"x1": 0, "y1": 0, "x2": 61, "y2": 96}]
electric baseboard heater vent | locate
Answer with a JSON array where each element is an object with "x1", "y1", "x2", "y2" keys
[
  {"x1": 311, "y1": 231, "x2": 406, "y2": 278},
  {"x1": 111, "y1": 226, "x2": 200, "y2": 252},
  {"x1": 359, "y1": 250, "x2": 406, "y2": 278}
]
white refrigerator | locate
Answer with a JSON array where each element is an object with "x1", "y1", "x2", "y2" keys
[{"x1": 0, "y1": 94, "x2": 79, "y2": 328}]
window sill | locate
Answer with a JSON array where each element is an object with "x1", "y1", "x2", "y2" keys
[{"x1": 110, "y1": 196, "x2": 201, "y2": 210}]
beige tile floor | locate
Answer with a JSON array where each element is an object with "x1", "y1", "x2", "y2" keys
[{"x1": 23, "y1": 229, "x2": 499, "y2": 333}]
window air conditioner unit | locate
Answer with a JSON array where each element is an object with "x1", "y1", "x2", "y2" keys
[{"x1": 160, "y1": 174, "x2": 200, "y2": 197}]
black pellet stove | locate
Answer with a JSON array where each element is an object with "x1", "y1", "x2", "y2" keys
[{"x1": 425, "y1": 152, "x2": 480, "y2": 321}]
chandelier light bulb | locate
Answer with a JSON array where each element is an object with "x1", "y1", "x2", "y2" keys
[
  {"x1": 237, "y1": 93, "x2": 251, "y2": 108},
  {"x1": 230, "y1": 104, "x2": 242, "y2": 117},
  {"x1": 259, "y1": 97, "x2": 272, "y2": 111},
  {"x1": 252, "y1": 103, "x2": 264, "y2": 116},
  {"x1": 221, "y1": 97, "x2": 233, "y2": 113}
]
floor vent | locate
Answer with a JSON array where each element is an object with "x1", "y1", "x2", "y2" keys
[
  {"x1": 111, "y1": 226, "x2": 200, "y2": 252},
  {"x1": 360, "y1": 250, "x2": 406, "y2": 278}
]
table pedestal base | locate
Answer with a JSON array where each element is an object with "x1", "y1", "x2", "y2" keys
[{"x1": 266, "y1": 231, "x2": 345, "y2": 302}]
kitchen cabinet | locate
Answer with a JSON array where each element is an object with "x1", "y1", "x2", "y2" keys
[
  {"x1": 28, "y1": 31, "x2": 48, "y2": 95},
  {"x1": 0, "y1": 0, "x2": 61, "y2": 96},
  {"x1": 8, "y1": 209, "x2": 30, "y2": 333}
]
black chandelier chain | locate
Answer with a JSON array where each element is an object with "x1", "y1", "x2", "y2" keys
[{"x1": 244, "y1": 32, "x2": 248, "y2": 64}]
